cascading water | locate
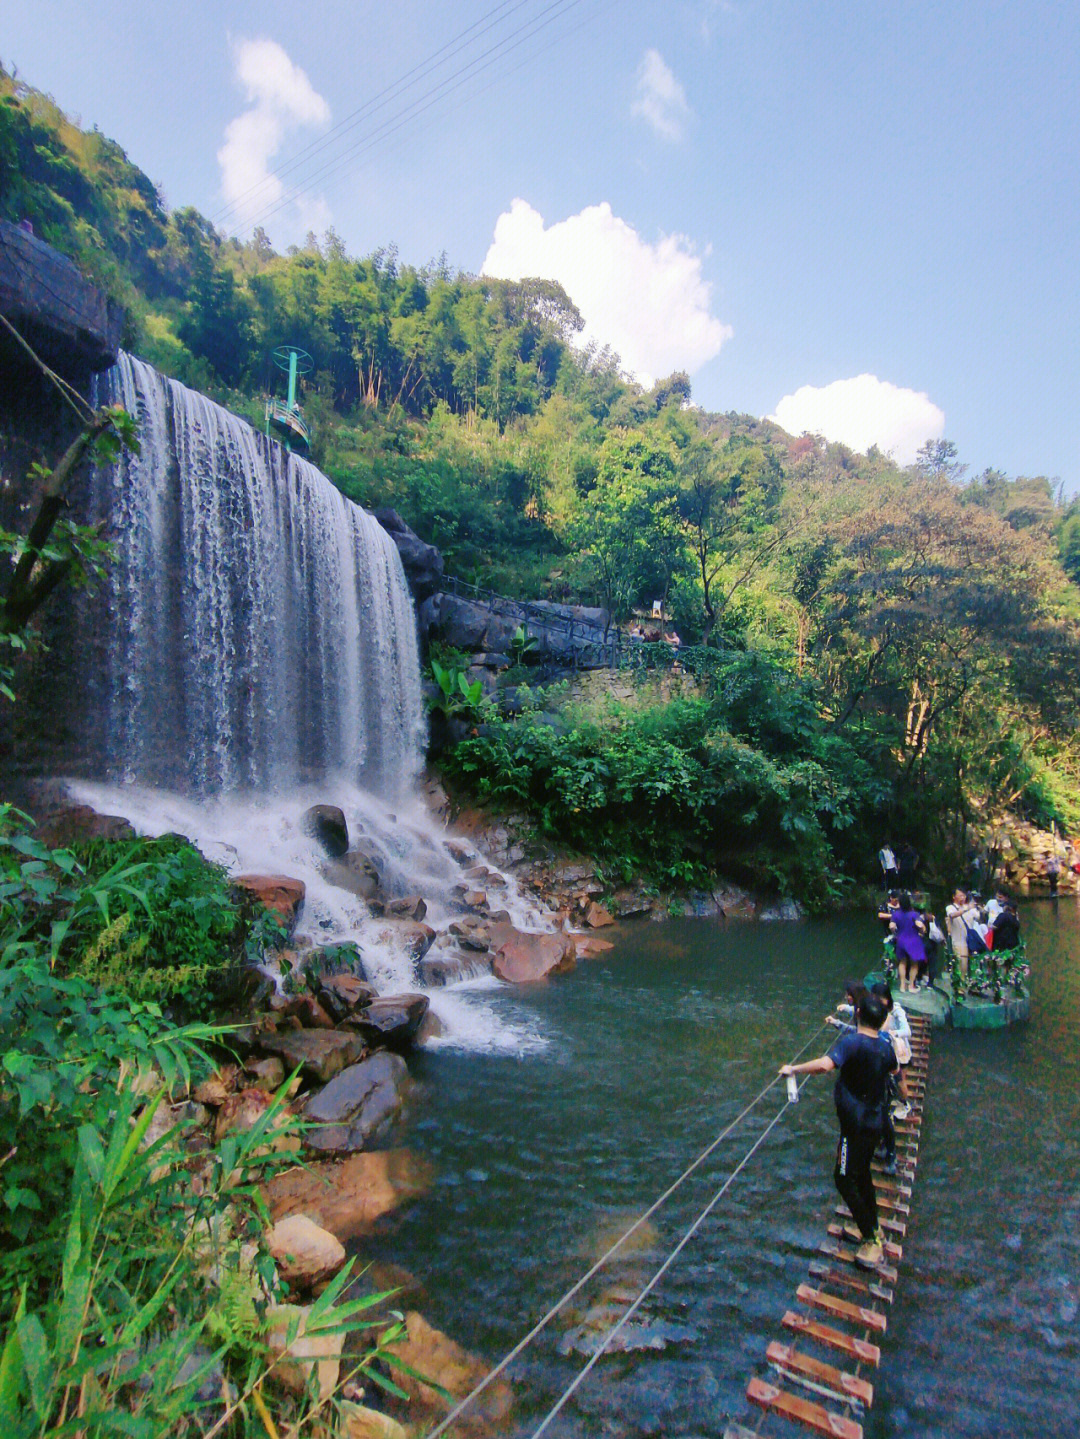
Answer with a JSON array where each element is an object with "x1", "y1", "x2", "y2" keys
[
  {"x1": 89, "y1": 351, "x2": 425, "y2": 796},
  {"x1": 56, "y1": 352, "x2": 547, "y2": 1052}
]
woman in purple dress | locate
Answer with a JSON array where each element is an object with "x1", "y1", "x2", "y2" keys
[{"x1": 890, "y1": 892, "x2": 928, "y2": 993}]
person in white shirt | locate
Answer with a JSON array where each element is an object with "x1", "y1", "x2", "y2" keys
[
  {"x1": 985, "y1": 889, "x2": 1008, "y2": 926},
  {"x1": 946, "y1": 888, "x2": 981, "y2": 977}
]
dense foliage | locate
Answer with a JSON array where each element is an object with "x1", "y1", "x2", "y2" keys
[
  {"x1": 4, "y1": 64, "x2": 1080, "y2": 894},
  {"x1": 443, "y1": 659, "x2": 881, "y2": 905},
  {"x1": 0, "y1": 809, "x2": 404, "y2": 1433}
]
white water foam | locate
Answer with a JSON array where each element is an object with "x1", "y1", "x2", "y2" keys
[{"x1": 67, "y1": 778, "x2": 550, "y2": 1055}]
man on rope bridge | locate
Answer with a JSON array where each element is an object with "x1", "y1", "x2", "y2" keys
[{"x1": 781, "y1": 992, "x2": 910, "y2": 1268}]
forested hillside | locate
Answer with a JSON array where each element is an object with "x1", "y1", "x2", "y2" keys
[{"x1": 4, "y1": 63, "x2": 1080, "y2": 897}]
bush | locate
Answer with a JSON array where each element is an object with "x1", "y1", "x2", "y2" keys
[
  {"x1": 64, "y1": 833, "x2": 245, "y2": 1006},
  {"x1": 0, "y1": 808, "x2": 407, "y2": 1433}
]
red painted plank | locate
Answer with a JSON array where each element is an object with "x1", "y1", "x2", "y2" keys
[
  {"x1": 781, "y1": 1310, "x2": 881, "y2": 1365},
  {"x1": 766, "y1": 1340, "x2": 875, "y2": 1407},
  {"x1": 747, "y1": 1376, "x2": 864, "y2": 1437}
]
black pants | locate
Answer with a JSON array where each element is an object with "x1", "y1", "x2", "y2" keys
[
  {"x1": 878, "y1": 1091, "x2": 897, "y2": 1162},
  {"x1": 834, "y1": 1124, "x2": 880, "y2": 1241}
]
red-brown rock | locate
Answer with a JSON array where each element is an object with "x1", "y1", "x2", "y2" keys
[
  {"x1": 256, "y1": 1029, "x2": 366, "y2": 1083},
  {"x1": 232, "y1": 874, "x2": 306, "y2": 930},
  {"x1": 574, "y1": 934, "x2": 615, "y2": 959},
  {"x1": 263, "y1": 1150, "x2": 434, "y2": 1240},
  {"x1": 488, "y1": 923, "x2": 577, "y2": 983},
  {"x1": 583, "y1": 902, "x2": 614, "y2": 928}
]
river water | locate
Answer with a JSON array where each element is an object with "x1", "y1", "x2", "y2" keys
[{"x1": 371, "y1": 900, "x2": 1080, "y2": 1438}]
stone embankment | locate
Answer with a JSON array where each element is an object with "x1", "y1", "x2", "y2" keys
[
  {"x1": 374, "y1": 510, "x2": 615, "y2": 693},
  {"x1": 983, "y1": 820, "x2": 1080, "y2": 894}
]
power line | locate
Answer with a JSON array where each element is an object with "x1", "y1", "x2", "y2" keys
[
  {"x1": 236, "y1": 0, "x2": 584, "y2": 240},
  {"x1": 210, "y1": 0, "x2": 534, "y2": 228}
]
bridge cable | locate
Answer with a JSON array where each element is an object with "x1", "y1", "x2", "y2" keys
[
  {"x1": 422, "y1": 1019, "x2": 831, "y2": 1439},
  {"x1": 528, "y1": 1078, "x2": 812, "y2": 1437}
]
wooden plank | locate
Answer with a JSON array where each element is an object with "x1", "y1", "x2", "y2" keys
[
  {"x1": 827, "y1": 1223, "x2": 902, "y2": 1262},
  {"x1": 747, "y1": 1377, "x2": 863, "y2": 1438},
  {"x1": 817, "y1": 1240, "x2": 897, "y2": 1285},
  {"x1": 797, "y1": 1283, "x2": 887, "y2": 1333},
  {"x1": 808, "y1": 1260, "x2": 893, "y2": 1303},
  {"x1": 781, "y1": 1310, "x2": 881, "y2": 1365},
  {"x1": 766, "y1": 1340, "x2": 875, "y2": 1407},
  {"x1": 834, "y1": 1206, "x2": 906, "y2": 1237},
  {"x1": 839, "y1": 1191, "x2": 909, "y2": 1214},
  {"x1": 872, "y1": 1172, "x2": 914, "y2": 1192}
]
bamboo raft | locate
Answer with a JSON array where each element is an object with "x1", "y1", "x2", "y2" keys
[{"x1": 725, "y1": 1014, "x2": 932, "y2": 1439}]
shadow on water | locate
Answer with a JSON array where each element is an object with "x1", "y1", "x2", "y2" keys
[{"x1": 367, "y1": 903, "x2": 1080, "y2": 1438}]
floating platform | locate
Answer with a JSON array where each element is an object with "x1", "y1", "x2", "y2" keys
[
  {"x1": 865, "y1": 972, "x2": 1030, "y2": 1030},
  {"x1": 725, "y1": 1016, "x2": 933, "y2": 1439}
]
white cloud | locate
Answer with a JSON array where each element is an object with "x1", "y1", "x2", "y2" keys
[
  {"x1": 481, "y1": 199, "x2": 731, "y2": 385},
  {"x1": 218, "y1": 38, "x2": 331, "y2": 236},
  {"x1": 769, "y1": 374, "x2": 945, "y2": 465},
  {"x1": 631, "y1": 49, "x2": 690, "y2": 142}
]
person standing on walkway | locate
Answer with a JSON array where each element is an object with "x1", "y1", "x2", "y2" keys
[
  {"x1": 890, "y1": 892, "x2": 928, "y2": 993},
  {"x1": 878, "y1": 842, "x2": 899, "y2": 886},
  {"x1": 781, "y1": 992, "x2": 908, "y2": 1268},
  {"x1": 1044, "y1": 852, "x2": 1061, "y2": 897}
]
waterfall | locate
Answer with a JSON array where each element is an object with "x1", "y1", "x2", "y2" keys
[
  {"x1": 51, "y1": 352, "x2": 548, "y2": 1053},
  {"x1": 86, "y1": 350, "x2": 425, "y2": 797}
]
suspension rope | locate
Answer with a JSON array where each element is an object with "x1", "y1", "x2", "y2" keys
[
  {"x1": 422, "y1": 1019, "x2": 830, "y2": 1439},
  {"x1": 528, "y1": 1078, "x2": 811, "y2": 1438}
]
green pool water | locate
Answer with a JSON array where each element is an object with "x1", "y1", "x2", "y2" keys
[{"x1": 366, "y1": 901, "x2": 1080, "y2": 1438}]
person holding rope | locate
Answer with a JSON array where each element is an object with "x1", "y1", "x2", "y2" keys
[{"x1": 781, "y1": 990, "x2": 910, "y2": 1268}]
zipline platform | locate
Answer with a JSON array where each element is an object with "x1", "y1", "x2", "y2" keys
[{"x1": 725, "y1": 1014, "x2": 932, "y2": 1439}]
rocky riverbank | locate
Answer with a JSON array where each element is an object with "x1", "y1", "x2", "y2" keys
[{"x1": 30, "y1": 779, "x2": 794, "y2": 1436}]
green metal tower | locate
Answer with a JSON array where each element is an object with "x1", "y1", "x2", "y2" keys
[{"x1": 265, "y1": 344, "x2": 314, "y2": 453}]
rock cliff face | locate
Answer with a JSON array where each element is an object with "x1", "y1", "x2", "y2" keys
[
  {"x1": 373, "y1": 508, "x2": 444, "y2": 600},
  {"x1": 0, "y1": 220, "x2": 124, "y2": 377},
  {"x1": 372, "y1": 510, "x2": 616, "y2": 679},
  {"x1": 0, "y1": 222, "x2": 125, "y2": 533}
]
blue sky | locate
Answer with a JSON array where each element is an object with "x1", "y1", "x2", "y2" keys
[{"x1": 7, "y1": 1, "x2": 1079, "y2": 488}]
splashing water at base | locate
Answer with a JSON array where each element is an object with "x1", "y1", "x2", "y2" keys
[{"x1": 67, "y1": 778, "x2": 551, "y2": 1054}]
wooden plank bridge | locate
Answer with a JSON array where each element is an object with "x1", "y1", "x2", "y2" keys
[{"x1": 725, "y1": 1014, "x2": 932, "y2": 1439}]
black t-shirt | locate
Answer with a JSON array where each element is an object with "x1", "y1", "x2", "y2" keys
[
  {"x1": 992, "y1": 911, "x2": 1021, "y2": 950},
  {"x1": 828, "y1": 1029, "x2": 897, "y2": 1133}
]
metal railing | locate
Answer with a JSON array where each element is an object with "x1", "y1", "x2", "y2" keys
[{"x1": 439, "y1": 575, "x2": 720, "y2": 673}]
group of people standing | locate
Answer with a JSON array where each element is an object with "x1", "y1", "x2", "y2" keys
[{"x1": 878, "y1": 883, "x2": 1023, "y2": 990}]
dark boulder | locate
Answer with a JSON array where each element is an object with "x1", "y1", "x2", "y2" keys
[
  {"x1": 351, "y1": 994, "x2": 430, "y2": 1051},
  {"x1": 303, "y1": 1052, "x2": 410, "y2": 1152},
  {"x1": 257, "y1": 1029, "x2": 366, "y2": 1084},
  {"x1": 374, "y1": 510, "x2": 444, "y2": 601},
  {"x1": 324, "y1": 850, "x2": 381, "y2": 900},
  {"x1": 419, "y1": 953, "x2": 492, "y2": 986},
  {"x1": 36, "y1": 803, "x2": 135, "y2": 848},
  {"x1": 302, "y1": 805, "x2": 349, "y2": 858},
  {"x1": 317, "y1": 972, "x2": 377, "y2": 1021}
]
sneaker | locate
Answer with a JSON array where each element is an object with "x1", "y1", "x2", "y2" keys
[
  {"x1": 891, "y1": 1102, "x2": 911, "y2": 1121},
  {"x1": 856, "y1": 1235, "x2": 884, "y2": 1268},
  {"x1": 880, "y1": 1157, "x2": 898, "y2": 1176}
]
